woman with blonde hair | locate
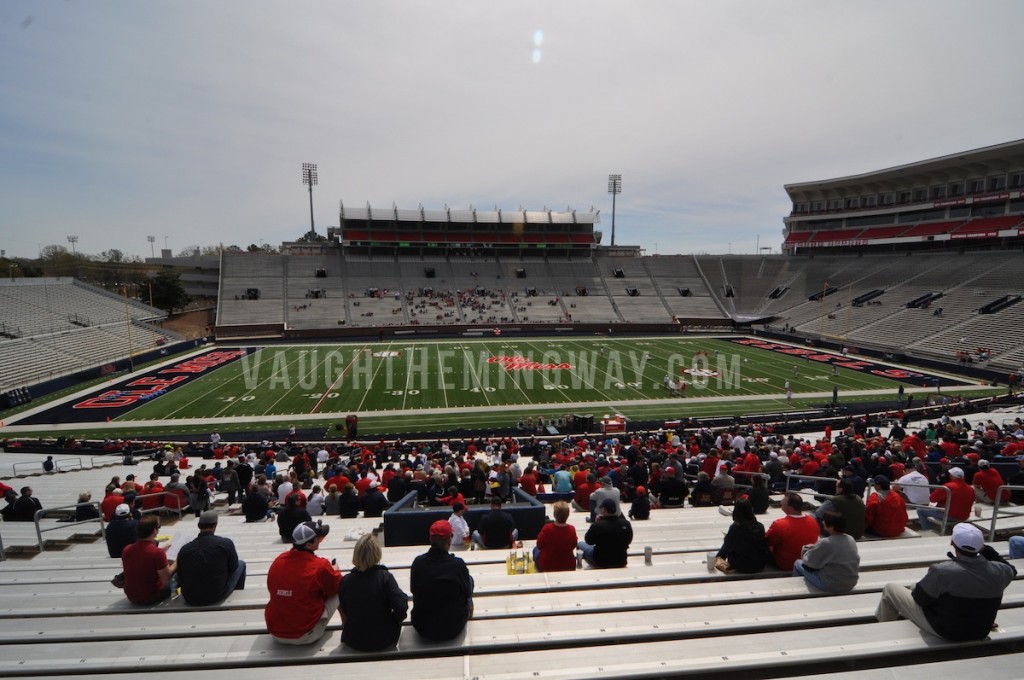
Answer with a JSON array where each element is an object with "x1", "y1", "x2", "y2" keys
[
  {"x1": 338, "y1": 533, "x2": 408, "y2": 651},
  {"x1": 533, "y1": 501, "x2": 578, "y2": 571}
]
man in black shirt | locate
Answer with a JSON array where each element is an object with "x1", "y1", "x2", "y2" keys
[
  {"x1": 12, "y1": 486, "x2": 42, "y2": 522},
  {"x1": 176, "y1": 510, "x2": 246, "y2": 605},
  {"x1": 655, "y1": 467, "x2": 689, "y2": 507},
  {"x1": 471, "y1": 497, "x2": 518, "y2": 549},
  {"x1": 410, "y1": 520, "x2": 474, "y2": 641},
  {"x1": 578, "y1": 498, "x2": 634, "y2": 568}
]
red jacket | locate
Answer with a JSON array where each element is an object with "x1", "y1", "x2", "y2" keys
[
  {"x1": 865, "y1": 491, "x2": 908, "y2": 538},
  {"x1": 973, "y1": 467, "x2": 1009, "y2": 503},
  {"x1": 930, "y1": 479, "x2": 975, "y2": 521}
]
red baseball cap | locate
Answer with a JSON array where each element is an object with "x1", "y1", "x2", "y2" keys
[{"x1": 429, "y1": 520, "x2": 453, "y2": 539}]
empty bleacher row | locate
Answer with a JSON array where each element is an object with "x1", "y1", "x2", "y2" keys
[
  {"x1": 3, "y1": 454, "x2": 1024, "y2": 678},
  {"x1": 0, "y1": 279, "x2": 177, "y2": 391},
  {"x1": 0, "y1": 278, "x2": 161, "y2": 340}
]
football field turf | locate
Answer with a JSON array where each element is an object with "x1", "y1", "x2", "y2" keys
[{"x1": 113, "y1": 336, "x2": 964, "y2": 427}]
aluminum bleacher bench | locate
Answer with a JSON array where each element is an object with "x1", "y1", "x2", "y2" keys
[{"x1": 2, "y1": 598, "x2": 1024, "y2": 677}]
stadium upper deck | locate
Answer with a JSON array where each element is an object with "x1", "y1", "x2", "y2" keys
[
  {"x1": 783, "y1": 139, "x2": 1024, "y2": 252},
  {"x1": 327, "y1": 203, "x2": 601, "y2": 257}
]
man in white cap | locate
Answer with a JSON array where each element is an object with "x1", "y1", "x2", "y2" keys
[
  {"x1": 915, "y1": 466, "x2": 974, "y2": 529},
  {"x1": 265, "y1": 520, "x2": 341, "y2": 644},
  {"x1": 875, "y1": 522, "x2": 1015, "y2": 641}
]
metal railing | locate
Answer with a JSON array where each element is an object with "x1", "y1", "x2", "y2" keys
[
  {"x1": 983, "y1": 484, "x2": 1024, "y2": 541},
  {"x1": 783, "y1": 473, "x2": 954, "y2": 534},
  {"x1": 31, "y1": 500, "x2": 104, "y2": 553},
  {"x1": 11, "y1": 457, "x2": 84, "y2": 476},
  {"x1": 135, "y1": 491, "x2": 187, "y2": 520}
]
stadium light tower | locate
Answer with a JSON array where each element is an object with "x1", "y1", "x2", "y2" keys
[
  {"x1": 302, "y1": 163, "x2": 318, "y2": 234},
  {"x1": 147, "y1": 235, "x2": 156, "y2": 258},
  {"x1": 607, "y1": 174, "x2": 622, "y2": 247},
  {"x1": 66, "y1": 235, "x2": 78, "y2": 256}
]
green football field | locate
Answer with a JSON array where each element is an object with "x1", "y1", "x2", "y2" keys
[{"x1": 114, "y1": 336, "x2": 967, "y2": 431}]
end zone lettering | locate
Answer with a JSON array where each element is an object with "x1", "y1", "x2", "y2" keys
[
  {"x1": 488, "y1": 355, "x2": 573, "y2": 371},
  {"x1": 158, "y1": 350, "x2": 247, "y2": 374},
  {"x1": 73, "y1": 350, "x2": 248, "y2": 409}
]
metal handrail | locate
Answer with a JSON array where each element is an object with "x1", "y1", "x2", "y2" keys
[
  {"x1": 32, "y1": 500, "x2": 104, "y2": 552},
  {"x1": 985, "y1": 484, "x2": 1024, "y2": 541},
  {"x1": 11, "y1": 457, "x2": 83, "y2": 476},
  {"x1": 783, "y1": 474, "x2": 954, "y2": 534},
  {"x1": 135, "y1": 491, "x2": 186, "y2": 520}
]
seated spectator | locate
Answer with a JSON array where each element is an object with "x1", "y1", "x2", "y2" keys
[
  {"x1": 793, "y1": 512, "x2": 861, "y2": 594},
  {"x1": 587, "y1": 476, "x2": 622, "y2": 522},
  {"x1": 815, "y1": 478, "x2": 865, "y2": 539},
  {"x1": 447, "y1": 502, "x2": 470, "y2": 548},
  {"x1": 972, "y1": 459, "x2": 1009, "y2": 504},
  {"x1": 74, "y1": 491, "x2": 100, "y2": 521},
  {"x1": 100, "y1": 487, "x2": 123, "y2": 522},
  {"x1": 11, "y1": 486, "x2": 42, "y2": 522},
  {"x1": 916, "y1": 467, "x2": 974, "y2": 529},
  {"x1": 865, "y1": 477, "x2": 908, "y2": 538},
  {"x1": 766, "y1": 492, "x2": 820, "y2": 571},
  {"x1": 578, "y1": 498, "x2": 633, "y2": 568},
  {"x1": 742, "y1": 474, "x2": 771, "y2": 514},
  {"x1": 876, "y1": 523, "x2": 1016, "y2": 641},
  {"x1": 690, "y1": 472, "x2": 715, "y2": 506},
  {"x1": 338, "y1": 534, "x2": 409, "y2": 651},
  {"x1": 715, "y1": 499, "x2": 771, "y2": 574},
  {"x1": 361, "y1": 481, "x2": 390, "y2": 517},
  {"x1": 472, "y1": 497, "x2": 518, "y2": 549},
  {"x1": 323, "y1": 484, "x2": 341, "y2": 516},
  {"x1": 628, "y1": 486, "x2": 651, "y2": 520},
  {"x1": 277, "y1": 492, "x2": 312, "y2": 543},
  {"x1": 410, "y1": 520, "x2": 475, "y2": 641},
  {"x1": 265, "y1": 521, "x2": 341, "y2": 645},
  {"x1": 306, "y1": 485, "x2": 325, "y2": 516},
  {"x1": 121, "y1": 515, "x2": 176, "y2": 605},
  {"x1": 176, "y1": 510, "x2": 246, "y2": 605},
  {"x1": 339, "y1": 483, "x2": 361, "y2": 518},
  {"x1": 533, "y1": 501, "x2": 578, "y2": 572},
  {"x1": 243, "y1": 485, "x2": 273, "y2": 522},
  {"x1": 655, "y1": 466, "x2": 689, "y2": 507}
]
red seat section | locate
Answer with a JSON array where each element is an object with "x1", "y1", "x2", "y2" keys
[
  {"x1": 900, "y1": 220, "x2": 965, "y2": 236},
  {"x1": 808, "y1": 228, "x2": 864, "y2": 243},
  {"x1": 858, "y1": 225, "x2": 908, "y2": 240},
  {"x1": 954, "y1": 215, "x2": 1023, "y2": 234}
]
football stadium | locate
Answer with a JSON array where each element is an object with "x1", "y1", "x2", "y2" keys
[{"x1": 3, "y1": 135, "x2": 1024, "y2": 679}]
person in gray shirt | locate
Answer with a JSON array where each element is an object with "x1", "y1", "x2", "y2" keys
[
  {"x1": 588, "y1": 477, "x2": 622, "y2": 522},
  {"x1": 792, "y1": 511, "x2": 860, "y2": 594}
]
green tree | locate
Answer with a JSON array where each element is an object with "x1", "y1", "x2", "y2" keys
[{"x1": 149, "y1": 269, "x2": 191, "y2": 314}]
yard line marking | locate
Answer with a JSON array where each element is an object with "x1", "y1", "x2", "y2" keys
[
  {"x1": 436, "y1": 343, "x2": 450, "y2": 410},
  {"x1": 355, "y1": 342, "x2": 396, "y2": 413},
  {"x1": 459, "y1": 346, "x2": 493, "y2": 407},
  {"x1": 310, "y1": 344, "x2": 368, "y2": 414}
]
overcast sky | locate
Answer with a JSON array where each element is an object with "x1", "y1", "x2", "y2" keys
[{"x1": 2, "y1": 1, "x2": 1022, "y2": 261}]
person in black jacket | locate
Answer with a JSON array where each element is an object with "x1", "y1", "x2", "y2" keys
[
  {"x1": 338, "y1": 534, "x2": 408, "y2": 651},
  {"x1": 578, "y1": 498, "x2": 634, "y2": 568},
  {"x1": 277, "y1": 492, "x2": 312, "y2": 542},
  {"x1": 176, "y1": 511, "x2": 246, "y2": 606},
  {"x1": 410, "y1": 520, "x2": 474, "y2": 641},
  {"x1": 715, "y1": 499, "x2": 771, "y2": 574}
]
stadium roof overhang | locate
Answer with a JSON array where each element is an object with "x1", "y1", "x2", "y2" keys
[
  {"x1": 784, "y1": 138, "x2": 1024, "y2": 201},
  {"x1": 339, "y1": 203, "x2": 600, "y2": 225}
]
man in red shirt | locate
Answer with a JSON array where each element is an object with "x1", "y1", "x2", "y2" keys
[
  {"x1": 917, "y1": 467, "x2": 974, "y2": 529},
  {"x1": 121, "y1": 515, "x2": 176, "y2": 605},
  {"x1": 865, "y1": 478, "x2": 908, "y2": 538},
  {"x1": 972, "y1": 459, "x2": 1009, "y2": 504},
  {"x1": 765, "y1": 492, "x2": 820, "y2": 571},
  {"x1": 265, "y1": 520, "x2": 342, "y2": 645}
]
